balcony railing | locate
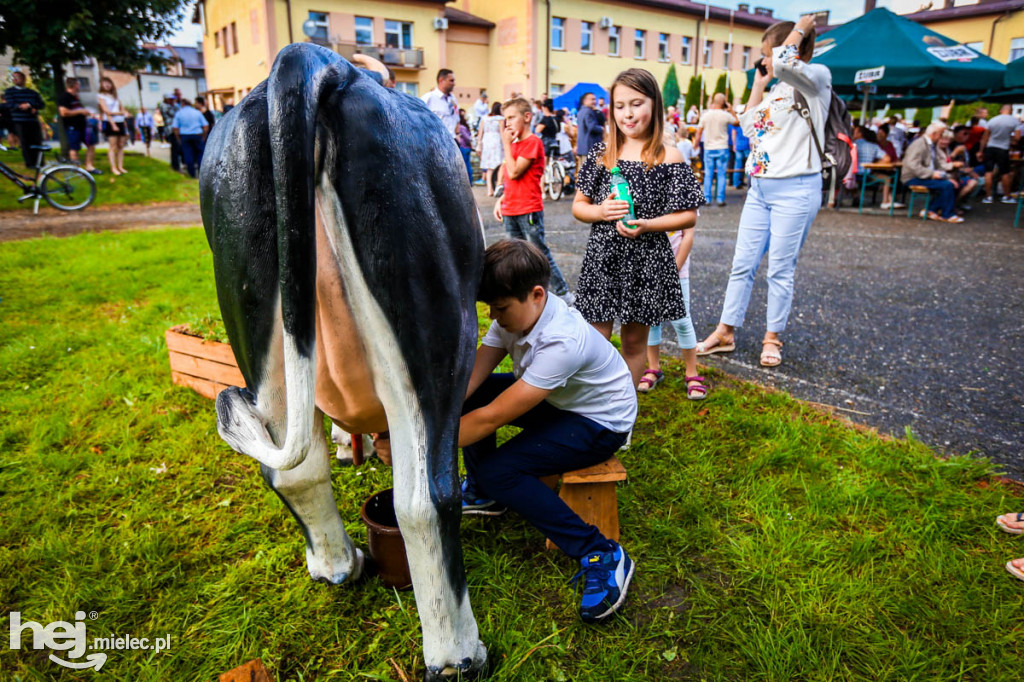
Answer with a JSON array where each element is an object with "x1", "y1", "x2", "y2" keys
[{"x1": 334, "y1": 42, "x2": 424, "y2": 69}]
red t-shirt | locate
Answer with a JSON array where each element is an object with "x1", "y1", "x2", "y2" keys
[{"x1": 501, "y1": 134, "x2": 545, "y2": 216}]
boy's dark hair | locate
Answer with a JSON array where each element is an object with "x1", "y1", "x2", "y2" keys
[
  {"x1": 479, "y1": 239, "x2": 550, "y2": 302},
  {"x1": 437, "y1": 68, "x2": 453, "y2": 82},
  {"x1": 877, "y1": 123, "x2": 889, "y2": 135}
]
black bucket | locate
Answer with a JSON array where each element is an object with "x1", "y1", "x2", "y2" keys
[{"x1": 359, "y1": 488, "x2": 412, "y2": 590}]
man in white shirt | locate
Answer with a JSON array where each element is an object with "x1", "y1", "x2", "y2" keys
[
  {"x1": 460, "y1": 239, "x2": 637, "y2": 624},
  {"x1": 471, "y1": 91, "x2": 489, "y2": 130},
  {"x1": 421, "y1": 69, "x2": 459, "y2": 136},
  {"x1": 694, "y1": 93, "x2": 739, "y2": 206}
]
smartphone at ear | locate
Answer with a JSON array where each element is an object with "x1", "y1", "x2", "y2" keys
[{"x1": 755, "y1": 57, "x2": 768, "y2": 77}]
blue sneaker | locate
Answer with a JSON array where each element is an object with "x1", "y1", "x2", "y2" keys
[
  {"x1": 571, "y1": 543, "x2": 635, "y2": 622},
  {"x1": 461, "y1": 479, "x2": 507, "y2": 516}
]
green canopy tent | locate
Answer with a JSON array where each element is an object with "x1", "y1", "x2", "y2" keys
[
  {"x1": 746, "y1": 7, "x2": 1006, "y2": 115},
  {"x1": 984, "y1": 55, "x2": 1024, "y2": 102}
]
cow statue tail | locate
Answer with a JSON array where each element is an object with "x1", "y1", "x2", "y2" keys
[{"x1": 214, "y1": 45, "x2": 348, "y2": 471}]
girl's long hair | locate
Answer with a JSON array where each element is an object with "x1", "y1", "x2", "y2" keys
[{"x1": 603, "y1": 68, "x2": 665, "y2": 170}]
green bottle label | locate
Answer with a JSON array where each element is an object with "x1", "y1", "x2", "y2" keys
[{"x1": 610, "y1": 167, "x2": 637, "y2": 226}]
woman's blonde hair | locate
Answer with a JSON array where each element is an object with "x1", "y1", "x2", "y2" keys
[
  {"x1": 603, "y1": 68, "x2": 665, "y2": 170},
  {"x1": 99, "y1": 77, "x2": 116, "y2": 96}
]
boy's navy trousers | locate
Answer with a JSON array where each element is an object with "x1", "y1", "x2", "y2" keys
[{"x1": 462, "y1": 373, "x2": 629, "y2": 558}]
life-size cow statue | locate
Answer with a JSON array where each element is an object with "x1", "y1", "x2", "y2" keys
[{"x1": 198, "y1": 44, "x2": 487, "y2": 679}]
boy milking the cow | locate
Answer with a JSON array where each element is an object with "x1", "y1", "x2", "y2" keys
[{"x1": 458, "y1": 239, "x2": 638, "y2": 622}]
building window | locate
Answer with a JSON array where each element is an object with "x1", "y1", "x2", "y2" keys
[
  {"x1": 581, "y1": 21, "x2": 593, "y2": 53},
  {"x1": 395, "y1": 82, "x2": 418, "y2": 97},
  {"x1": 230, "y1": 21, "x2": 239, "y2": 53},
  {"x1": 703, "y1": 40, "x2": 713, "y2": 67},
  {"x1": 681, "y1": 36, "x2": 692, "y2": 64},
  {"x1": 658, "y1": 33, "x2": 669, "y2": 62},
  {"x1": 742, "y1": 46, "x2": 751, "y2": 70},
  {"x1": 635, "y1": 29, "x2": 646, "y2": 59},
  {"x1": 1008, "y1": 38, "x2": 1024, "y2": 61},
  {"x1": 306, "y1": 12, "x2": 328, "y2": 43},
  {"x1": 214, "y1": 31, "x2": 219, "y2": 49},
  {"x1": 723, "y1": 42, "x2": 732, "y2": 68},
  {"x1": 148, "y1": 81, "x2": 159, "y2": 92},
  {"x1": 385, "y1": 20, "x2": 413, "y2": 49},
  {"x1": 551, "y1": 17, "x2": 565, "y2": 50},
  {"x1": 222, "y1": 27, "x2": 229, "y2": 58},
  {"x1": 550, "y1": 83, "x2": 564, "y2": 97},
  {"x1": 608, "y1": 25, "x2": 620, "y2": 56},
  {"x1": 355, "y1": 16, "x2": 373, "y2": 46}
]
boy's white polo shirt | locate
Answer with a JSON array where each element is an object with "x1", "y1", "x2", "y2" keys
[{"x1": 481, "y1": 293, "x2": 638, "y2": 434}]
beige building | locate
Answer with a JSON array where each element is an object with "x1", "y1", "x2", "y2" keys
[{"x1": 198, "y1": 0, "x2": 782, "y2": 109}]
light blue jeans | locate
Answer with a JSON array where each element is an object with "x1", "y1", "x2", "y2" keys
[
  {"x1": 720, "y1": 173, "x2": 822, "y2": 333},
  {"x1": 648, "y1": 277, "x2": 696, "y2": 349},
  {"x1": 703, "y1": 148, "x2": 730, "y2": 204}
]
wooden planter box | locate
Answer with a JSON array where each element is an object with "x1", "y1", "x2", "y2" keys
[{"x1": 166, "y1": 325, "x2": 244, "y2": 400}]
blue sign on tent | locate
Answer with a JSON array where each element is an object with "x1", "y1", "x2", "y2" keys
[{"x1": 553, "y1": 82, "x2": 609, "y2": 112}]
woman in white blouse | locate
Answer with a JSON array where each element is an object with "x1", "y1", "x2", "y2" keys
[
  {"x1": 97, "y1": 77, "x2": 128, "y2": 176},
  {"x1": 697, "y1": 15, "x2": 829, "y2": 368}
]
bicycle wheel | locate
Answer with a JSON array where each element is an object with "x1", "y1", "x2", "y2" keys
[
  {"x1": 547, "y1": 160, "x2": 565, "y2": 201},
  {"x1": 40, "y1": 165, "x2": 96, "y2": 211}
]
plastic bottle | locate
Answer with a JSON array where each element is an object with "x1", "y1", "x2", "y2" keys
[{"x1": 609, "y1": 166, "x2": 637, "y2": 226}]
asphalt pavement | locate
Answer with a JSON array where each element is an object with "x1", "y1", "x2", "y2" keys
[{"x1": 474, "y1": 184, "x2": 1024, "y2": 479}]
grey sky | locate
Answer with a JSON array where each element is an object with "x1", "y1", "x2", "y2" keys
[{"x1": 732, "y1": 0, "x2": 925, "y2": 24}]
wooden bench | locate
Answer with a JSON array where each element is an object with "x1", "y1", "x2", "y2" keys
[{"x1": 541, "y1": 456, "x2": 627, "y2": 551}]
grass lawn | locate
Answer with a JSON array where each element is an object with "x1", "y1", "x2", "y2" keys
[
  {"x1": 1, "y1": 228, "x2": 1022, "y2": 681},
  {"x1": 0, "y1": 147, "x2": 198, "y2": 212}
]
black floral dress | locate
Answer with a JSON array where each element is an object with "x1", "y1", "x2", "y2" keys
[{"x1": 575, "y1": 143, "x2": 705, "y2": 326}]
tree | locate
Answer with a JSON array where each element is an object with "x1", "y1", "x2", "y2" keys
[
  {"x1": 684, "y1": 76, "x2": 704, "y2": 114},
  {"x1": 0, "y1": 0, "x2": 188, "y2": 154},
  {"x1": 713, "y1": 73, "x2": 734, "y2": 103},
  {"x1": 662, "y1": 64, "x2": 681, "y2": 111}
]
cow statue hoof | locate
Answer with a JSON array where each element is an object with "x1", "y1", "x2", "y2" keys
[
  {"x1": 425, "y1": 643, "x2": 488, "y2": 681},
  {"x1": 308, "y1": 546, "x2": 364, "y2": 586}
]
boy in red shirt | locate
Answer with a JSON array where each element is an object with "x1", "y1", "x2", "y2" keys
[{"x1": 493, "y1": 97, "x2": 572, "y2": 300}]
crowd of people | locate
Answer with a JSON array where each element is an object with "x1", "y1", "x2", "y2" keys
[
  {"x1": 400, "y1": 14, "x2": 1024, "y2": 621},
  {"x1": 392, "y1": 15, "x2": 866, "y2": 624},
  {"x1": 847, "y1": 103, "x2": 1024, "y2": 222},
  {"x1": 1, "y1": 70, "x2": 233, "y2": 179}
]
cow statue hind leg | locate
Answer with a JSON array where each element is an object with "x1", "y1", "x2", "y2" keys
[{"x1": 200, "y1": 44, "x2": 486, "y2": 678}]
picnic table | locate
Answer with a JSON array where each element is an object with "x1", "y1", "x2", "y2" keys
[{"x1": 860, "y1": 161, "x2": 902, "y2": 216}]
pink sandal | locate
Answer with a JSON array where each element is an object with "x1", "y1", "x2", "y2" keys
[
  {"x1": 685, "y1": 376, "x2": 708, "y2": 401},
  {"x1": 637, "y1": 369, "x2": 664, "y2": 394}
]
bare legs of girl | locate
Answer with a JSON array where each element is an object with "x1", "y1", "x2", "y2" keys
[{"x1": 592, "y1": 321, "x2": 650, "y2": 388}]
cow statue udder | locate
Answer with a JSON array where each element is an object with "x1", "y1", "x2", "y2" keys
[{"x1": 198, "y1": 44, "x2": 486, "y2": 679}]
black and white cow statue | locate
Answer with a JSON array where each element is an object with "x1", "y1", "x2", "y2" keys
[{"x1": 198, "y1": 44, "x2": 487, "y2": 679}]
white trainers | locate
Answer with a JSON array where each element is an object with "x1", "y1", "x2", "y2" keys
[
  {"x1": 982, "y1": 196, "x2": 994, "y2": 204},
  {"x1": 1001, "y1": 196, "x2": 1017, "y2": 204}
]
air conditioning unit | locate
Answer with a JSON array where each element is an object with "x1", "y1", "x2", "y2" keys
[
  {"x1": 598, "y1": 17, "x2": 613, "y2": 29},
  {"x1": 433, "y1": 17, "x2": 449, "y2": 30}
]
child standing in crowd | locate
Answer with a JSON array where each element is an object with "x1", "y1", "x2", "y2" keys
[
  {"x1": 477, "y1": 101, "x2": 504, "y2": 196},
  {"x1": 572, "y1": 69, "x2": 704, "y2": 386},
  {"x1": 494, "y1": 97, "x2": 572, "y2": 301},
  {"x1": 638, "y1": 227, "x2": 706, "y2": 400}
]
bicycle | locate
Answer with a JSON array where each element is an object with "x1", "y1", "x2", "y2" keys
[
  {"x1": 0, "y1": 143, "x2": 97, "y2": 213},
  {"x1": 542, "y1": 146, "x2": 567, "y2": 201}
]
